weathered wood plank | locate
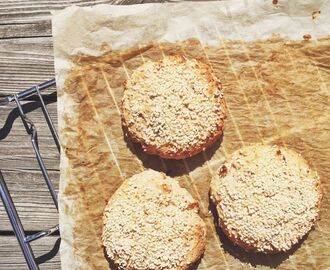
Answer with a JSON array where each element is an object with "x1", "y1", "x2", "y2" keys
[
  {"x1": 0, "y1": 100, "x2": 59, "y2": 230},
  {"x1": 0, "y1": 169, "x2": 59, "y2": 231},
  {"x1": 0, "y1": 0, "x2": 123, "y2": 23},
  {"x1": 0, "y1": 37, "x2": 54, "y2": 95},
  {"x1": 0, "y1": 100, "x2": 59, "y2": 149},
  {"x1": 0, "y1": 236, "x2": 60, "y2": 270},
  {"x1": 0, "y1": 21, "x2": 51, "y2": 39}
]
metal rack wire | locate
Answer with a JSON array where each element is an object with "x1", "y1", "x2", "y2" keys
[{"x1": 0, "y1": 79, "x2": 59, "y2": 270}]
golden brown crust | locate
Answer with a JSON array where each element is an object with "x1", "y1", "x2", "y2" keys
[
  {"x1": 121, "y1": 55, "x2": 226, "y2": 159},
  {"x1": 210, "y1": 144, "x2": 322, "y2": 253},
  {"x1": 102, "y1": 170, "x2": 207, "y2": 269}
]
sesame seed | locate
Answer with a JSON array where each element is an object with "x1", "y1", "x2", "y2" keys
[
  {"x1": 210, "y1": 145, "x2": 322, "y2": 253},
  {"x1": 122, "y1": 55, "x2": 226, "y2": 159},
  {"x1": 102, "y1": 170, "x2": 206, "y2": 269}
]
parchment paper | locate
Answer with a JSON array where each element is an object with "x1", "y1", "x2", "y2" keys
[{"x1": 52, "y1": 1, "x2": 330, "y2": 269}]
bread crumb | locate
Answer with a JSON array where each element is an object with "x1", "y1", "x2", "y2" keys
[
  {"x1": 218, "y1": 165, "x2": 228, "y2": 177},
  {"x1": 312, "y1": 10, "x2": 321, "y2": 19},
  {"x1": 303, "y1": 34, "x2": 312, "y2": 41},
  {"x1": 161, "y1": 183, "x2": 172, "y2": 193}
]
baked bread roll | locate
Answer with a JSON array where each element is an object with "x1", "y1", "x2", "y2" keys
[
  {"x1": 210, "y1": 144, "x2": 322, "y2": 253},
  {"x1": 121, "y1": 55, "x2": 226, "y2": 159},
  {"x1": 102, "y1": 170, "x2": 207, "y2": 269}
]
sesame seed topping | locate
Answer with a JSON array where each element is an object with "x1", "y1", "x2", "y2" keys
[
  {"x1": 121, "y1": 55, "x2": 226, "y2": 159},
  {"x1": 210, "y1": 145, "x2": 322, "y2": 253},
  {"x1": 102, "y1": 170, "x2": 206, "y2": 269}
]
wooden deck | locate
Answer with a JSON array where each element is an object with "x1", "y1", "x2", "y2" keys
[{"x1": 0, "y1": 1, "x2": 160, "y2": 268}]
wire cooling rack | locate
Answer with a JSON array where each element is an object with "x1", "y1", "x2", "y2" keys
[{"x1": 0, "y1": 79, "x2": 59, "y2": 270}]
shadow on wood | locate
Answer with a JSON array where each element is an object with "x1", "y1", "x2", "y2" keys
[
  {"x1": 35, "y1": 237, "x2": 60, "y2": 265},
  {"x1": 208, "y1": 196, "x2": 309, "y2": 268},
  {"x1": 0, "y1": 92, "x2": 57, "y2": 141}
]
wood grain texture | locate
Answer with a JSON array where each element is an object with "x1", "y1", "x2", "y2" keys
[
  {"x1": 0, "y1": 236, "x2": 61, "y2": 269},
  {"x1": 0, "y1": 100, "x2": 59, "y2": 230},
  {"x1": 0, "y1": 1, "x2": 135, "y2": 25},
  {"x1": 0, "y1": 37, "x2": 54, "y2": 95},
  {"x1": 0, "y1": 1, "x2": 150, "y2": 269}
]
